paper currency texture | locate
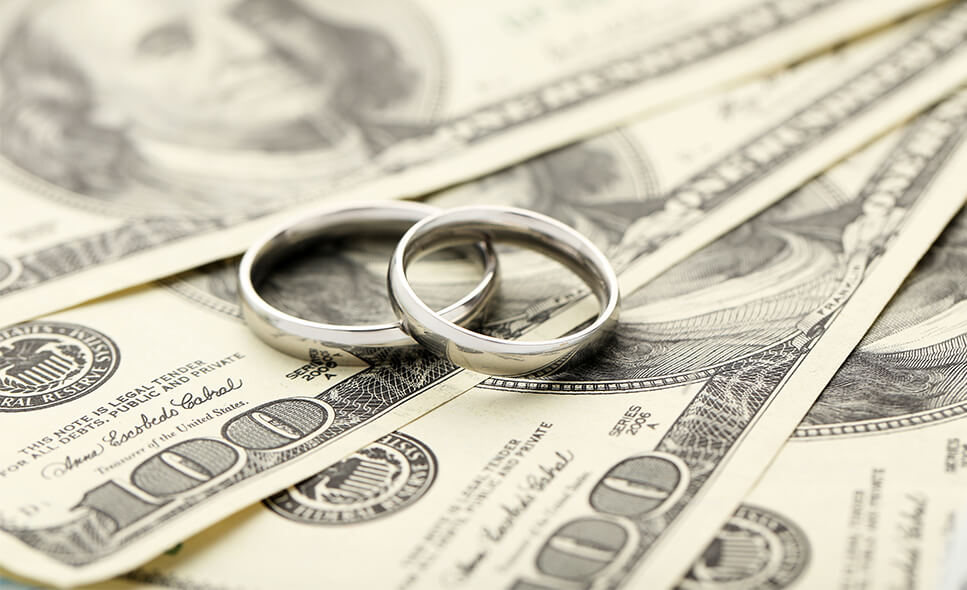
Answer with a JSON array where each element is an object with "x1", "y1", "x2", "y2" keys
[
  {"x1": 687, "y1": 207, "x2": 967, "y2": 589},
  {"x1": 3, "y1": 5, "x2": 967, "y2": 588},
  {"x1": 80, "y1": 87, "x2": 967, "y2": 590},
  {"x1": 0, "y1": 39, "x2": 911, "y2": 586}
]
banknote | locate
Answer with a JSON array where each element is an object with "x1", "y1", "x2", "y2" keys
[
  {"x1": 3, "y1": 7, "x2": 967, "y2": 586},
  {"x1": 60, "y1": 87, "x2": 967, "y2": 590},
  {"x1": 0, "y1": 0, "x2": 951, "y2": 327},
  {"x1": 2, "y1": 26, "x2": 941, "y2": 585},
  {"x1": 677, "y1": 208, "x2": 967, "y2": 589},
  {"x1": 6, "y1": 8, "x2": 967, "y2": 586}
]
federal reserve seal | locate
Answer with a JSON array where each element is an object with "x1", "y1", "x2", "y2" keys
[
  {"x1": 678, "y1": 505, "x2": 810, "y2": 590},
  {"x1": 0, "y1": 322, "x2": 120, "y2": 412},
  {"x1": 264, "y1": 431, "x2": 437, "y2": 524}
]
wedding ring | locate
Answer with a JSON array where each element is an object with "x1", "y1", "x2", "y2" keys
[
  {"x1": 388, "y1": 206, "x2": 620, "y2": 377},
  {"x1": 239, "y1": 202, "x2": 499, "y2": 360}
]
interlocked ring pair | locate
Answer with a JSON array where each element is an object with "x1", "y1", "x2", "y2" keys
[{"x1": 238, "y1": 202, "x2": 620, "y2": 377}]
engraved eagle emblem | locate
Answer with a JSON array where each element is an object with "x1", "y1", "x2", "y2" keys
[
  {"x1": 688, "y1": 525, "x2": 772, "y2": 584},
  {"x1": 0, "y1": 337, "x2": 78, "y2": 388},
  {"x1": 297, "y1": 447, "x2": 403, "y2": 504}
]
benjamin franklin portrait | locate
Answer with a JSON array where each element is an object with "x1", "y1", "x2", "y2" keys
[
  {"x1": 548, "y1": 175, "x2": 906, "y2": 382},
  {"x1": 0, "y1": 0, "x2": 442, "y2": 215},
  {"x1": 802, "y1": 210, "x2": 967, "y2": 426}
]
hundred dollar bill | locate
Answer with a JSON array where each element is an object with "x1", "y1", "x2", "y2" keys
[
  {"x1": 676, "y1": 209, "x2": 967, "y2": 590},
  {"x1": 4, "y1": 7, "x2": 967, "y2": 587},
  {"x1": 63, "y1": 87, "x2": 967, "y2": 590},
  {"x1": 0, "y1": 0, "x2": 951, "y2": 327},
  {"x1": 0, "y1": 26, "x2": 937, "y2": 586}
]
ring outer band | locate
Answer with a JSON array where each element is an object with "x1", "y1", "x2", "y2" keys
[
  {"x1": 388, "y1": 205, "x2": 620, "y2": 377},
  {"x1": 238, "y1": 201, "x2": 499, "y2": 361}
]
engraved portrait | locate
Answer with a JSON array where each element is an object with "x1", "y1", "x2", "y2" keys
[
  {"x1": 800, "y1": 210, "x2": 967, "y2": 431},
  {"x1": 0, "y1": 0, "x2": 443, "y2": 215},
  {"x1": 521, "y1": 174, "x2": 902, "y2": 385}
]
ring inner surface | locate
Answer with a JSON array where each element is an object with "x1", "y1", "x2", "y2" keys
[
  {"x1": 402, "y1": 226, "x2": 609, "y2": 311},
  {"x1": 251, "y1": 220, "x2": 413, "y2": 289}
]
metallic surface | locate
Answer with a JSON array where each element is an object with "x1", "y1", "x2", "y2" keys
[
  {"x1": 239, "y1": 202, "x2": 499, "y2": 360},
  {"x1": 388, "y1": 206, "x2": 620, "y2": 377}
]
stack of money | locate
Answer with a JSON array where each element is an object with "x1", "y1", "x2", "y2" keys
[{"x1": 1, "y1": 1, "x2": 967, "y2": 588}]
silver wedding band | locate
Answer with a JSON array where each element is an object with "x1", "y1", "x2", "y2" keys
[
  {"x1": 241, "y1": 203, "x2": 620, "y2": 376},
  {"x1": 238, "y1": 202, "x2": 499, "y2": 360},
  {"x1": 388, "y1": 206, "x2": 620, "y2": 377}
]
